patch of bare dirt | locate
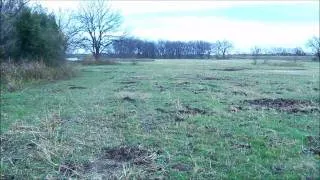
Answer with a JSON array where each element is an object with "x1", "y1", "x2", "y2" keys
[
  {"x1": 211, "y1": 67, "x2": 251, "y2": 71},
  {"x1": 303, "y1": 136, "x2": 320, "y2": 156},
  {"x1": 156, "y1": 105, "x2": 214, "y2": 121},
  {"x1": 119, "y1": 81, "x2": 137, "y2": 84},
  {"x1": 116, "y1": 91, "x2": 150, "y2": 103},
  {"x1": 232, "y1": 91, "x2": 248, "y2": 96},
  {"x1": 58, "y1": 146, "x2": 161, "y2": 178},
  {"x1": 156, "y1": 105, "x2": 210, "y2": 116},
  {"x1": 123, "y1": 96, "x2": 136, "y2": 102},
  {"x1": 231, "y1": 142, "x2": 251, "y2": 149},
  {"x1": 58, "y1": 159, "x2": 122, "y2": 178},
  {"x1": 202, "y1": 77, "x2": 223, "y2": 80},
  {"x1": 102, "y1": 145, "x2": 156, "y2": 165},
  {"x1": 178, "y1": 105, "x2": 207, "y2": 115},
  {"x1": 155, "y1": 108, "x2": 168, "y2": 113},
  {"x1": 244, "y1": 98, "x2": 319, "y2": 113},
  {"x1": 171, "y1": 163, "x2": 192, "y2": 171},
  {"x1": 69, "y1": 86, "x2": 87, "y2": 89},
  {"x1": 192, "y1": 88, "x2": 207, "y2": 94},
  {"x1": 176, "y1": 81, "x2": 190, "y2": 86}
]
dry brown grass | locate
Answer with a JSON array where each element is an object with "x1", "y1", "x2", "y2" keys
[{"x1": 0, "y1": 61, "x2": 77, "y2": 92}]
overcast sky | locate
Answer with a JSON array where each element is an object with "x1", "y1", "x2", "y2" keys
[{"x1": 31, "y1": 0, "x2": 319, "y2": 53}]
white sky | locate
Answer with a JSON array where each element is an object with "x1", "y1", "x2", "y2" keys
[{"x1": 31, "y1": 0, "x2": 319, "y2": 53}]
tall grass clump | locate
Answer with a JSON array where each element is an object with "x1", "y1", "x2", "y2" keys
[{"x1": 0, "y1": 61, "x2": 77, "y2": 92}]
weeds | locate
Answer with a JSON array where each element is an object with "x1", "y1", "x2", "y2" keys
[
  {"x1": 0, "y1": 113, "x2": 73, "y2": 179},
  {"x1": 0, "y1": 61, "x2": 77, "y2": 92}
]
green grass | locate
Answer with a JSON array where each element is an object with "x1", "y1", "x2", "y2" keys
[{"x1": 1, "y1": 59, "x2": 319, "y2": 179}]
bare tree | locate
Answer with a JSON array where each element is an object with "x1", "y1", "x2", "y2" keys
[
  {"x1": 214, "y1": 40, "x2": 233, "y2": 59},
  {"x1": 76, "y1": 0, "x2": 123, "y2": 61},
  {"x1": 306, "y1": 36, "x2": 320, "y2": 60},
  {"x1": 251, "y1": 46, "x2": 261, "y2": 65},
  {"x1": 56, "y1": 9, "x2": 81, "y2": 54}
]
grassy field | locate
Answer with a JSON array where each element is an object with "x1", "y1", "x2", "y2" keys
[{"x1": 1, "y1": 59, "x2": 319, "y2": 179}]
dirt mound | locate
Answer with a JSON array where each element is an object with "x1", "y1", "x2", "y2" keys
[
  {"x1": 57, "y1": 146, "x2": 159, "y2": 178},
  {"x1": 123, "y1": 96, "x2": 135, "y2": 102},
  {"x1": 69, "y1": 86, "x2": 87, "y2": 89},
  {"x1": 103, "y1": 145, "x2": 156, "y2": 165},
  {"x1": 244, "y1": 98, "x2": 319, "y2": 113}
]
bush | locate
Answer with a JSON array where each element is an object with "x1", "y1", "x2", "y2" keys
[{"x1": 0, "y1": 61, "x2": 77, "y2": 92}]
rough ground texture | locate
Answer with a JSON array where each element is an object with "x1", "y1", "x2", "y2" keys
[{"x1": 1, "y1": 60, "x2": 319, "y2": 179}]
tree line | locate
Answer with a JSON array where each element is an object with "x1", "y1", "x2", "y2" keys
[
  {"x1": 110, "y1": 38, "x2": 234, "y2": 59},
  {"x1": 1, "y1": 0, "x2": 319, "y2": 64}
]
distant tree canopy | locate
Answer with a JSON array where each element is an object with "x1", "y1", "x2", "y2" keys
[
  {"x1": 1, "y1": 1, "x2": 66, "y2": 66},
  {"x1": 110, "y1": 37, "x2": 216, "y2": 59}
]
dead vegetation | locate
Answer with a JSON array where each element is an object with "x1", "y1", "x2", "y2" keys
[
  {"x1": 0, "y1": 112, "x2": 163, "y2": 179},
  {"x1": 0, "y1": 62, "x2": 77, "y2": 92},
  {"x1": 0, "y1": 114, "x2": 73, "y2": 179}
]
